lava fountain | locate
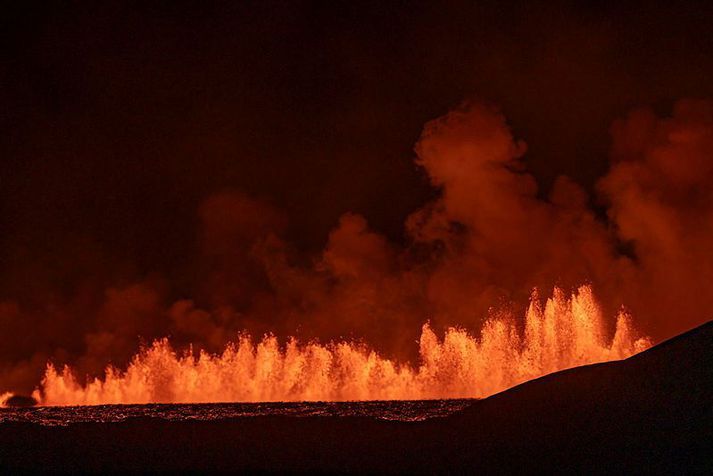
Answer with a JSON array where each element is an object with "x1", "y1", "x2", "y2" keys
[{"x1": 32, "y1": 286, "x2": 650, "y2": 405}]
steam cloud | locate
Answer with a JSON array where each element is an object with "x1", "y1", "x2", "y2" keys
[{"x1": 1, "y1": 99, "x2": 712, "y2": 394}]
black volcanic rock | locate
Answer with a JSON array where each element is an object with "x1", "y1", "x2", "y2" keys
[
  {"x1": 0, "y1": 321, "x2": 711, "y2": 473},
  {"x1": 3, "y1": 395, "x2": 37, "y2": 407}
]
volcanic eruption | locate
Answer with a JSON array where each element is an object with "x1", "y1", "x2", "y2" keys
[
  {"x1": 8, "y1": 100, "x2": 702, "y2": 405},
  {"x1": 3, "y1": 97, "x2": 713, "y2": 405},
  {"x1": 2, "y1": 3, "x2": 713, "y2": 473},
  {"x1": 2, "y1": 3, "x2": 713, "y2": 410}
]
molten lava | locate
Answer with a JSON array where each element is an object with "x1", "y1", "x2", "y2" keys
[{"x1": 33, "y1": 286, "x2": 650, "y2": 405}]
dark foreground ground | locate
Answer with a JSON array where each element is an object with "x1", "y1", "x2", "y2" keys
[{"x1": 1, "y1": 322, "x2": 711, "y2": 474}]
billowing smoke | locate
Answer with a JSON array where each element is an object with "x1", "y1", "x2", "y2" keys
[
  {"x1": 1, "y1": 99, "x2": 711, "y2": 394},
  {"x1": 599, "y1": 99, "x2": 713, "y2": 339}
]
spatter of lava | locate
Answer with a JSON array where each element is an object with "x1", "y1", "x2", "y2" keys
[{"x1": 33, "y1": 286, "x2": 649, "y2": 405}]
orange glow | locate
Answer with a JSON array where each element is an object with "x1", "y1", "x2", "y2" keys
[{"x1": 32, "y1": 286, "x2": 650, "y2": 405}]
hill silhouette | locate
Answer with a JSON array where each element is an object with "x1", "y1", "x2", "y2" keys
[{"x1": 0, "y1": 321, "x2": 711, "y2": 473}]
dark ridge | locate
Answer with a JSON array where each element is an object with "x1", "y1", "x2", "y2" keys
[
  {"x1": 0, "y1": 321, "x2": 710, "y2": 473},
  {"x1": 2, "y1": 395, "x2": 36, "y2": 407}
]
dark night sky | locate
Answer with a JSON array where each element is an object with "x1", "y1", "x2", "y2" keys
[{"x1": 2, "y1": 0, "x2": 713, "y2": 305}]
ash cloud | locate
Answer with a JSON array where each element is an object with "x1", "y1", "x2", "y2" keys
[{"x1": 1, "y1": 100, "x2": 713, "y2": 394}]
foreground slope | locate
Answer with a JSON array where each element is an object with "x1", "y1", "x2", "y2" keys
[{"x1": 0, "y1": 321, "x2": 711, "y2": 473}]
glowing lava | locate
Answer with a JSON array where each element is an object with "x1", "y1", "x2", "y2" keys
[{"x1": 33, "y1": 286, "x2": 650, "y2": 405}]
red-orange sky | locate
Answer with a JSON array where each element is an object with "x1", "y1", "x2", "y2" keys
[{"x1": 2, "y1": 1, "x2": 713, "y2": 394}]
